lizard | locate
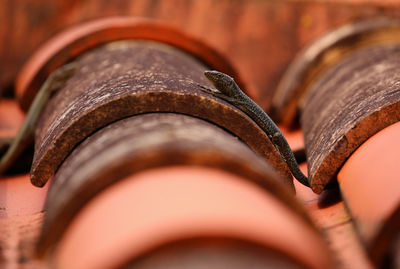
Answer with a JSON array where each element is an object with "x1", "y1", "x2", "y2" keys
[
  {"x1": 199, "y1": 70, "x2": 310, "y2": 187},
  {"x1": 0, "y1": 62, "x2": 77, "y2": 175}
]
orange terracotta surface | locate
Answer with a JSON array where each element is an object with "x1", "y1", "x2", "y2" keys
[
  {"x1": 280, "y1": 126, "x2": 305, "y2": 152},
  {"x1": 0, "y1": 99, "x2": 25, "y2": 138},
  {"x1": 0, "y1": 212, "x2": 45, "y2": 268},
  {"x1": 1, "y1": 2, "x2": 399, "y2": 266},
  {"x1": 0, "y1": 127, "x2": 378, "y2": 269},
  {"x1": 294, "y1": 165, "x2": 374, "y2": 269},
  {"x1": 54, "y1": 166, "x2": 332, "y2": 269},
  {"x1": 288, "y1": 126, "x2": 374, "y2": 269},
  {"x1": 0, "y1": 175, "x2": 49, "y2": 218},
  {"x1": 0, "y1": 100, "x2": 48, "y2": 218},
  {"x1": 338, "y1": 121, "x2": 400, "y2": 245}
]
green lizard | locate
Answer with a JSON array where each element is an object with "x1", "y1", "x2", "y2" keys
[
  {"x1": 0, "y1": 62, "x2": 77, "y2": 175},
  {"x1": 199, "y1": 70, "x2": 310, "y2": 187}
]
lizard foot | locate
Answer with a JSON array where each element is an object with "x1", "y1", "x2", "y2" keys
[
  {"x1": 197, "y1": 83, "x2": 221, "y2": 94},
  {"x1": 196, "y1": 82, "x2": 246, "y2": 107}
]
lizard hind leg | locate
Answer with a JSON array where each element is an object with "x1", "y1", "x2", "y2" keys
[
  {"x1": 269, "y1": 133, "x2": 287, "y2": 162},
  {"x1": 271, "y1": 132, "x2": 310, "y2": 187},
  {"x1": 271, "y1": 132, "x2": 285, "y2": 150}
]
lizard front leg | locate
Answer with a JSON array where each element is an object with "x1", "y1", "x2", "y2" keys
[{"x1": 197, "y1": 84, "x2": 246, "y2": 106}]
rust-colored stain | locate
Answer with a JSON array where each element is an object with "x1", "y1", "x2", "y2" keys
[{"x1": 31, "y1": 40, "x2": 290, "y2": 188}]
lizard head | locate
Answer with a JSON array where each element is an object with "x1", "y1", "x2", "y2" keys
[{"x1": 204, "y1": 70, "x2": 236, "y2": 97}]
